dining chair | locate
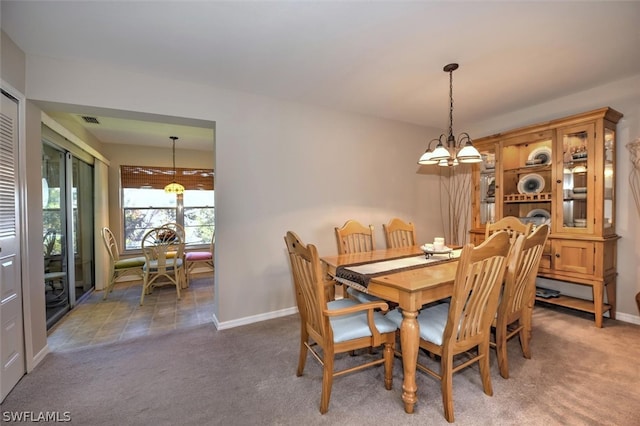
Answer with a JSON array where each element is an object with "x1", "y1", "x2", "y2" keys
[
  {"x1": 284, "y1": 231, "x2": 397, "y2": 414},
  {"x1": 335, "y1": 220, "x2": 380, "y2": 303},
  {"x1": 387, "y1": 230, "x2": 512, "y2": 423},
  {"x1": 185, "y1": 231, "x2": 215, "y2": 284},
  {"x1": 491, "y1": 224, "x2": 550, "y2": 379},
  {"x1": 335, "y1": 219, "x2": 376, "y2": 254},
  {"x1": 161, "y1": 222, "x2": 188, "y2": 286},
  {"x1": 139, "y1": 225, "x2": 186, "y2": 305},
  {"x1": 485, "y1": 216, "x2": 532, "y2": 244},
  {"x1": 43, "y1": 229, "x2": 67, "y2": 307},
  {"x1": 101, "y1": 227, "x2": 145, "y2": 300},
  {"x1": 383, "y1": 217, "x2": 417, "y2": 249},
  {"x1": 285, "y1": 232, "x2": 363, "y2": 364}
]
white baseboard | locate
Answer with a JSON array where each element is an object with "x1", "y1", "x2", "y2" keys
[
  {"x1": 614, "y1": 311, "x2": 640, "y2": 325},
  {"x1": 29, "y1": 344, "x2": 50, "y2": 373},
  {"x1": 213, "y1": 306, "x2": 298, "y2": 330}
]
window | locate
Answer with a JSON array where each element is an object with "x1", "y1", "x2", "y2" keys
[{"x1": 121, "y1": 165, "x2": 214, "y2": 250}]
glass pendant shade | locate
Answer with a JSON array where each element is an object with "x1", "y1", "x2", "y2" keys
[
  {"x1": 431, "y1": 144, "x2": 452, "y2": 161},
  {"x1": 456, "y1": 143, "x2": 482, "y2": 163},
  {"x1": 164, "y1": 182, "x2": 185, "y2": 194},
  {"x1": 418, "y1": 150, "x2": 439, "y2": 165}
]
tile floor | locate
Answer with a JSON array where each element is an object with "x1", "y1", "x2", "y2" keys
[{"x1": 46, "y1": 275, "x2": 214, "y2": 352}]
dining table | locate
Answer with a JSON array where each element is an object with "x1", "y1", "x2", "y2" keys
[{"x1": 320, "y1": 245, "x2": 460, "y2": 414}]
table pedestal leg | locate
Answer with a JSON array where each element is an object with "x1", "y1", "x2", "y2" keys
[{"x1": 400, "y1": 309, "x2": 419, "y2": 413}]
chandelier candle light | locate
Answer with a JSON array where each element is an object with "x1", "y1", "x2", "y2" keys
[
  {"x1": 164, "y1": 136, "x2": 185, "y2": 194},
  {"x1": 418, "y1": 63, "x2": 482, "y2": 167}
]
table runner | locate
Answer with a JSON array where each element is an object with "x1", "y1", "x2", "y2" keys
[{"x1": 335, "y1": 250, "x2": 461, "y2": 293}]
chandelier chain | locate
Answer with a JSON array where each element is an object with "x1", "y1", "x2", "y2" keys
[
  {"x1": 448, "y1": 67, "x2": 454, "y2": 141},
  {"x1": 170, "y1": 136, "x2": 178, "y2": 177}
]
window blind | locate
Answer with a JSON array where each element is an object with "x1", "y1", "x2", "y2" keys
[{"x1": 121, "y1": 165, "x2": 214, "y2": 190}]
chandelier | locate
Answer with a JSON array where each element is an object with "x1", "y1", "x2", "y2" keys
[
  {"x1": 418, "y1": 63, "x2": 482, "y2": 167},
  {"x1": 164, "y1": 136, "x2": 185, "y2": 194}
]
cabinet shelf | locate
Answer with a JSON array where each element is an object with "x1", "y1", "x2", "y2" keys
[
  {"x1": 504, "y1": 165, "x2": 552, "y2": 174},
  {"x1": 535, "y1": 294, "x2": 611, "y2": 315}
]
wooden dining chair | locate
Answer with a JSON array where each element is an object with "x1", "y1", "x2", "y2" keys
[
  {"x1": 140, "y1": 225, "x2": 186, "y2": 305},
  {"x1": 284, "y1": 231, "x2": 396, "y2": 414},
  {"x1": 383, "y1": 217, "x2": 417, "y2": 249},
  {"x1": 335, "y1": 219, "x2": 376, "y2": 254},
  {"x1": 101, "y1": 227, "x2": 145, "y2": 300},
  {"x1": 335, "y1": 220, "x2": 381, "y2": 303},
  {"x1": 387, "y1": 230, "x2": 511, "y2": 423},
  {"x1": 485, "y1": 216, "x2": 532, "y2": 244},
  {"x1": 491, "y1": 224, "x2": 550, "y2": 379}
]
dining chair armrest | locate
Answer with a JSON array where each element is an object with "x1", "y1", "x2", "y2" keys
[
  {"x1": 323, "y1": 300, "x2": 389, "y2": 317},
  {"x1": 324, "y1": 301, "x2": 391, "y2": 345}
]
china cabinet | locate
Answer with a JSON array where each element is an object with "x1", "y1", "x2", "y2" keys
[{"x1": 470, "y1": 107, "x2": 622, "y2": 327}]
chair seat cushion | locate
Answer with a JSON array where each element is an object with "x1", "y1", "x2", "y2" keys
[
  {"x1": 329, "y1": 308, "x2": 396, "y2": 343},
  {"x1": 384, "y1": 308, "x2": 403, "y2": 327},
  {"x1": 185, "y1": 251, "x2": 212, "y2": 261},
  {"x1": 385, "y1": 303, "x2": 450, "y2": 346},
  {"x1": 115, "y1": 256, "x2": 146, "y2": 269},
  {"x1": 144, "y1": 258, "x2": 183, "y2": 271},
  {"x1": 416, "y1": 302, "x2": 450, "y2": 345},
  {"x1": 346, "y1": 286, "x2": 383, "y2": 304}
]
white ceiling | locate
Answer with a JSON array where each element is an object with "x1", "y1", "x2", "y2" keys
[{"x1": 2, "y1": 1, "x2": 640, "y2": 149}]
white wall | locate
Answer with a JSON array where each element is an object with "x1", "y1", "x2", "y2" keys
[
  {"x1": 23, "y1": 55, "x2": 443, "y2": 329},
  {"x1": 19, "y1": 53, "x2": 640, "y2": 350}
]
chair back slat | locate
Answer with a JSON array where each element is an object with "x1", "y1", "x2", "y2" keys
[
  {"x1": 335, "y1": 220, "x2": 375, "y2": 254},
  {"x1": 101, "y1": 227, "x2": 120, "y2": 262},
  {"x1": 383, "y1": 218, "x2": 417, "y2": 248}
]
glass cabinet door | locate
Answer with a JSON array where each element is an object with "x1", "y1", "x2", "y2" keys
[
  {"x1": 603, "y1": 127, "x2": 615, "y2": 232},
  {"x1": 560, "y1": 123, "x2": 595, "y2": 232}
]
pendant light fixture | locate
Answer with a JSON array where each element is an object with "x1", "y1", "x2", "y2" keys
[
  {"x1": 164, "y1": 136, "x2": 185, "y2": 194},
  {"x1": 418, "y1": 63, "x2": 482, "y2": 167}
]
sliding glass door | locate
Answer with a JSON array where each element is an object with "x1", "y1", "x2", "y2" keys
[{"x1": 42, "y1": 142, "x2": 94, "y2": 329}]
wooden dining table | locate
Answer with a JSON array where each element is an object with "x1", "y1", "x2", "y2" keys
[{"x1": 320, "y1": 245, "x2": 459, "y2": 414}]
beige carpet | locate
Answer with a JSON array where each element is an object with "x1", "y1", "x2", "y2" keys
[{"x1": 1, "y1": 305, "x2": 639, "y2": 425}]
